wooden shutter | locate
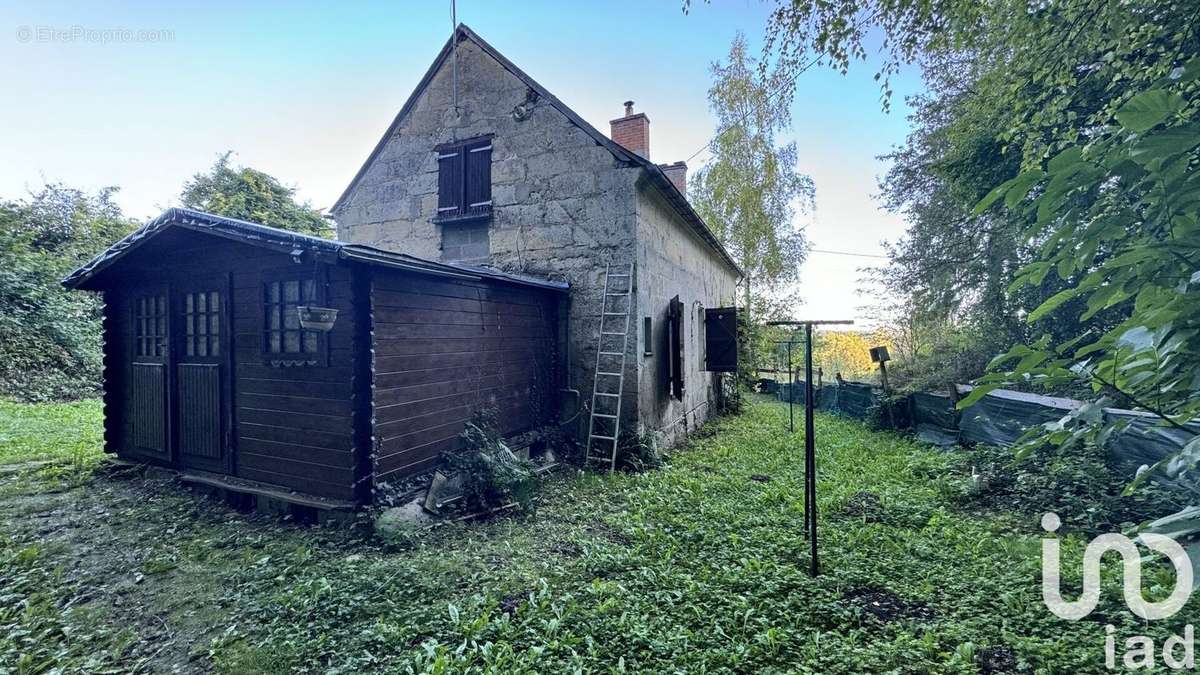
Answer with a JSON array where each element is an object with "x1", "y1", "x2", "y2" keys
[
  {"x1": 703, "y1": 307, "x2": 738, "y2": 372},
  {"x1": 437, "y1": 149, "x2": 462, "y2": 216},
  {"x1": 465, "y1": 141, "x2": 492, "y2": 213},
  {"x1": 667, "y1": 296, "x2": 684, "y2": 400}
]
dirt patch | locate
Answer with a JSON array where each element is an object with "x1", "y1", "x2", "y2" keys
[
  {"x1": 842, "y1": 491, "x2": 885, "y2": 522},
  {"x1": 843, "y1": 586, "x2": 935, "y2": 624},
  {"x1": 0, "y1": 469, "x2": 351, "y2": 673},
  {"x1": 978, "y1": 645, "x2": 1018, "y2": 674},
  {"x1": 499, "y1": 593, "x2": 524, "y2": 615}
]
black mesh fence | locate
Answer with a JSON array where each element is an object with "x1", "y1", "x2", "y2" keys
[{"x1": 764, "y1": 379, "x2": 1198, "y2": 494}]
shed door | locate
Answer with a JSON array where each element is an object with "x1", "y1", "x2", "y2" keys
[
  {"x1": 129, "y1": 289, "x2": 170, "y2": 459},
  {"x1": 174, "y1": 280, "x2": 230, "y2": 472}
]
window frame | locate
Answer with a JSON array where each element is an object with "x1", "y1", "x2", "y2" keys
[
  {"x1": 261, "y1": 266, "x2": 329, "y2": 367},
  {"x1": 433, "y1": 134, "x2": 494, "y2": 225},
  {"x1": 133, "y1": 292, "x2": 168, "y2": 360}
]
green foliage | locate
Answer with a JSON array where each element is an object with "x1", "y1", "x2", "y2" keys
[
  {"x1": 960, "y1": 60, "x2": 1200, "y2": 510},
  {"x1": 0, "y1": 185, "x2": 136, "y2": 401},
  {"x1": 616, "y1": 429, "x2": 663, "y2": 472},
  {"x1": 953, "y1": 442, "x2": 1188, "y2": 535},
  {"x1": 5, "y1": 397, "x2": 1194, "y2": 672},
  {"x1": 441, "y1": 411, "x2": 539, "y2": 512},
  {"x1": 691, "y1": 33, "x2": 814, "y2": 319},
  {"x1": 756, "y1": 0, "x2": 1199, "y2": 525},
  {"x1": 0, "y1": 540, "x2": 131, "y2": 671},
  {"x1": 180, "y1": 152, "x2": 332, "y2": 237}
]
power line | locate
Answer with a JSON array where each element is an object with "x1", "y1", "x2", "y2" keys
[{"x1": 809, "y1": 248, "x2": 888, "y2": 260}]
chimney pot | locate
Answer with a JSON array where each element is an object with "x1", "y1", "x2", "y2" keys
[{"x1": 611, "y1": 101, "x2": 650, "y2": 158}]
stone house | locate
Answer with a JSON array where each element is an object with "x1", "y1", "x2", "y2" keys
[{"x1": 332, "y1": 24, "x2": 742, "y2": 451}]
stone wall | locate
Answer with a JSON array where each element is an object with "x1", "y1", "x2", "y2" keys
[
  {"x1": 634, "y1": 181, "x2": 740, "y2": 446},
  {"x1": 333, "y1": 37, "x2": 643, "y2": 435}
]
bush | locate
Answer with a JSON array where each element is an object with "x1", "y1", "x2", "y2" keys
[
  {"x1": 617, "y1": 430, "x2": 663, "y2": 472},
  {"x1": 440, "y1": 411, "x2": 538, "y2": 513},
  {"x1": 952, "y1": 441, "x2": 1188, "y2": 534},
  {"x1": 0, "y1": 185, "x2": 135, "y2": 402}
]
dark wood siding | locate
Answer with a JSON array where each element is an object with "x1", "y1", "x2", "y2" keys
[
  {"x1": 370, "y1": 270, "x2": 561, "y2": 483},
  {"x1": 230, "y1": 256, "x2": 358, "y2": 500},
  {"x1": 100, "y1": 228, "x2": 360, "y2": 501}
]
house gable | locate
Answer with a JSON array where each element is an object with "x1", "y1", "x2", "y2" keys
[{"x1": 331, "y1": 24, "x2": 741, "y2": 276}]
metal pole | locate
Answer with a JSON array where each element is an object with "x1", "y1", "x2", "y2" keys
[
  {"x1": 787, "y1": 340, "x2": 794, "y2": 433},
  {"x1": 805, "y1": 322, "x2": 818, "y2": 577}
]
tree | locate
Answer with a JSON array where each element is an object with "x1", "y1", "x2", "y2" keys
[
  {"x1": 180, "y1": 152, "x2": 331, "y2": 237},
  {"x1": 691, "y1": 33, "x2": 814, "y2": 321},
  {"x1": 0, "y1": 185, "x2": 136, "y2": 401},
  {"x1": 754, "y1": 0, "x2": 1200, "y2": 530}
]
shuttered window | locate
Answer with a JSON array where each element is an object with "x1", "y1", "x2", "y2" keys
[
  {"x1": 666, "y1": 296, "x2": 684, "y2": 401},
  {"x1": 435, "y1": 136, "x2": 492, "y2": 222}
]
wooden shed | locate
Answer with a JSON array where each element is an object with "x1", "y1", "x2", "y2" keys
[{"x1": 65, "y1": 208, "x2": 567, "y2": 508}]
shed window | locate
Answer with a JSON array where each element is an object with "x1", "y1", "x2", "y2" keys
[
  {"x1": 134, "y1": 294, "x2": 167, "y2": 358},
  {"x1": 263, "y1": 278, "x2": 320, "y2": 361},
  {"x1": 435, "y1": 137, "x2": 492, "y2": 223},
  {"x1": 183, "y1": 291, "x2": 221, "y2": 357}
]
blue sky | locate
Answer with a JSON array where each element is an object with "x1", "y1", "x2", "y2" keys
[{"x1": 0, "y1": 0, "x2": 920, "y2": 323}]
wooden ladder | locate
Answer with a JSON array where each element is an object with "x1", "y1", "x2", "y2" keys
[{"x1": 586, "y1": 262, "x2": 634, "y2": 471}]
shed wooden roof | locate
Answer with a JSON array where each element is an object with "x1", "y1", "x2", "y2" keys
[{"x1": 63, "y1": 207, "x2": 570, "y2": 292}]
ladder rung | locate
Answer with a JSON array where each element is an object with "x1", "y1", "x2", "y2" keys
[
  {"x1": 606, "y1": 292, "x2": 630, "y2": 297},
  {"x1": 598, "y1": 351, "x2": 624, "y2": 356},
  {"x1": 607, "y1": 273, "x2": 630, "y2": 278},
  {"x1": 602, "y1": 312, "x2": 627, "y2": 317},
  {"x1": 601, "y1": 332, "x2": 626, "y2": 336},
  {"x1": 590, "y1": 434, "x2": 617, "y2": 441},
  {"x1": 596, "y1": 371, "x2": 622, "y2": 377},
  {"x1": 595, "y1": 392, "x2": 620, "y2": 398},
  {"x1": 593, "y1": 413, "x2": 617, "y2": 419}
]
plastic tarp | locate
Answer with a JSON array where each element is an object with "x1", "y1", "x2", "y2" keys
[
  {"x1": 911, "y1": 391, "x2": 959, "y2": 447},
  {"x1": 957, "y1": 388, "x2": 1078, "y2": 447},
  {"x1": 1106, "y1": 411, "x2": 1200, "y2": 498}
]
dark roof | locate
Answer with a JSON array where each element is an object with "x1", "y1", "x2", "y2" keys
[
  {"x1": 63, "y1": 207, "x2": 570, "y2": 292},
  {"x1": 330, "y1": 23, "x2": 743, "y2": 277}
]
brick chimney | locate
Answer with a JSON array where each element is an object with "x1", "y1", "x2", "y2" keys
[
  {"x1": 610, "y1": 100, "x2": 649, "y2": 158},
  {"x1": 660, "y1": 161, "x2": 687, "y2": 194}
]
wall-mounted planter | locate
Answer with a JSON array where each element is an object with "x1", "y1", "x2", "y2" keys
[{"x1": 297, "y1": 306, "x2": 338, "y2": 332}]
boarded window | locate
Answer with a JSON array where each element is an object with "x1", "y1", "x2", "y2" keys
[
  {"x1": 263, "y1": 277, "x2": 321, "y2": 362},
  {"x1": 134, "y1": 294, "x2": 167, "y2": 358},
  {"x1": 436, "y1": 137, "x2": 492, "y2": 222},
  {"x1": 703, "y1": 307, "x2": 738, "y2": 372},
  {"x1": 666, "y1": 296, "x2": 684, "y2": 400}
]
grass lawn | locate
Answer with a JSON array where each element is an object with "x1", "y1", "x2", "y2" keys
[
  {"x1": 0, "y1": 397, "x2": 1191, "y2": 673},
  {"x1": 0, "y1": 398, "x2": 104, "y2": 466}
]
